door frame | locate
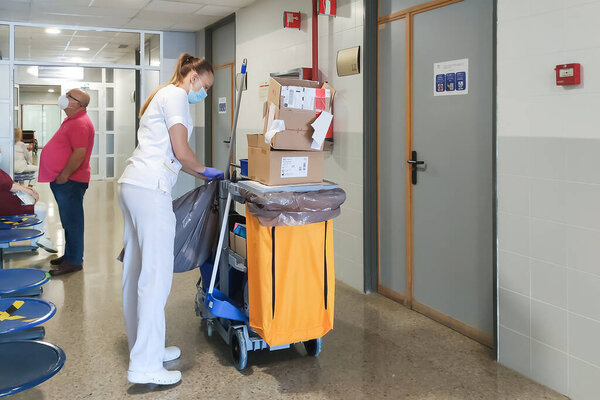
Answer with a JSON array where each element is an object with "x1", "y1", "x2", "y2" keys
[
  {"x1": 365, "y1": 0, "x2": 498, "y2": 349},
  {"x1": 211, "y1": 62, "x2": 235, "y2": 174},
  {"x1": 204, "y1": 13, "x2": 236, "y2": 167}
]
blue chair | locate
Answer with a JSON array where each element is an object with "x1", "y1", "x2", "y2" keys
[
  {"x1": 0, "y1": 216, "x2": 44, "y2": 254},
  {"x1": 0, "y1": 298, "x2": 56, "y2": 342},
  {"x1": 0, "y1": 269, "x2": 50, "y2": 298},
  {"x1": 0, "y1": 216, "x2": 42, "y2": 230},
  {"x1": 13, "y1": 171, "x2": 37, "y2": 186},
  {"x1": 0, "y1": 340, "x2": 66, "y2": 397},
  {"x1": 0, "y1": 229, "x2": 43, "y2": 269}
]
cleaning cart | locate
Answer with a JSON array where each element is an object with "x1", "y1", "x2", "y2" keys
[{"x1": 194, "y1": 60, "x2": 345, "y2": 370}]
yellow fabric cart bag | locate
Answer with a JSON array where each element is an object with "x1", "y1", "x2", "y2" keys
[{"x1": 246, "y1": 206, "x2": 335, "y2": 347}]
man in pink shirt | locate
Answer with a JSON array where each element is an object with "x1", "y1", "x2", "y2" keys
[{"x1": 39, "y1": 88, "x2": 95, "y2": 276}]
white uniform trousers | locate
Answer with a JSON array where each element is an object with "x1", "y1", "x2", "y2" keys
[{"x1": 117, "y1": 183, "x2": 176, "y2": 373}]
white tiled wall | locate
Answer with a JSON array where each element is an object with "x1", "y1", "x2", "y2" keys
[
  {"x1": 498, "y1": 1, "x2": 600, "y2": 398},
  {"x1": 236, "y1": 0, "x2": 365, "y2": 291}
]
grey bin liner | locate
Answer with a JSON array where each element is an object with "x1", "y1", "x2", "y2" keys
[
  {"x1": 239, "y1": 187, "x2": 346, "y2": 227},
  {"x1": 117, "y1": 181, "x2": 219, "y2": 273},
  {"x1": 172, "y1": 181, "x2": 219, "y2": 273}
]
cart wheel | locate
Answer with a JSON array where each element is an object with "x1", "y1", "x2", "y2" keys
[
  {"x1": 207, "y1": 320, "x2": 214, "y2": 337},
  {"x1": 231, "y1": 329, "x2": 248, "y2": 370},
  {"x1": 303, "y1": 338, "x2": 322, "y2": 357}
]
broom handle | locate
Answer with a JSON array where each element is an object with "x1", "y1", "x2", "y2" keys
[
  {"x1": 224, "y1": 59, "x2": 247, "y2": 179},
  {"x1": 208, "y1": 191, "x2": 232, "y2": 295}
]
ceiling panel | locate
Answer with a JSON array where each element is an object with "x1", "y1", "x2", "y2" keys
[
  {"x1": 144, "y1": 0, "x2": 203, "y2": 14},
  {"x1": 194, "y1": 5, "x2": 237, "y2": 17},
  {"x1": 14, "y1": 26, "x2": 141, "y2": 64},
  {"x1": 1, "y1": 0, "x2": 255, "y2": 32},
  {"x1": 177, "y1": 0, "x2": 253, "y2": 6},
  {"x1": 31, "y1": 3, "x2": 140, "y2": 18}
]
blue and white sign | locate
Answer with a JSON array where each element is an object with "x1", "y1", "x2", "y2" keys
[
  {"x1": 456, "y1": 71, "x2": 466, "y2": 91},
  {"x1": 218, "y1": 97, "x2": 227, "y2": 114},
  {"x1": 435, "y1": 74, "x2": 445, "y2": 93},
  {"x1": 433, "y1": 58, "x2": 468, "y2": 96}
]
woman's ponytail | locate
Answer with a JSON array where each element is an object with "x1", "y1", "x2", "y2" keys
[{"x1": 139, "y1": 53, "x2": 214, "y2": 117}]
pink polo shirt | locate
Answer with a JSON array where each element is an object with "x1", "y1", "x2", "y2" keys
[{"x1": 38, "y1": 110, "x2": 95, "y2": 183}]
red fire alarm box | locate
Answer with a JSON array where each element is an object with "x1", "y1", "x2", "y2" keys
[
  {"x1": 555, "y1": 63, "x2": 581, "y2": 86},
  {"x1": 283, "y1": 11, "x2": 301, "y2": 29},
  {"x1": 318, "y1": 0, "x2": 337, "y2": 16}
]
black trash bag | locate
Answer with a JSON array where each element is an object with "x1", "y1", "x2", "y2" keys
[{"x1": 172, "y1": 181, "x2": 219, "y2": 273}]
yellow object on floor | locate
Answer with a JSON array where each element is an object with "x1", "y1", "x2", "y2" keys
[{"x1": 246, "y1": 207, "x2": 335, "y2": 347}]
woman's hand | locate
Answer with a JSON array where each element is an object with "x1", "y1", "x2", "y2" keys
[
  {"x1": 11, "y1": 183, "x2": 38, "y2": 202},
  {"x1": 199, "y1": 167, "x2": 224, "y2": 182},
  {"x1": 30, "y1": 188, "x2": 39, "y2": 202}
]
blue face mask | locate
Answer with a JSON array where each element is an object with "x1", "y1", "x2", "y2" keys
[{"x1": 188, "y1": 87, "x2": 207, "y2": 104}]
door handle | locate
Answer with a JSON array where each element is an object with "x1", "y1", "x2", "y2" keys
[
  {"x1": 407, "y1": 150, "x2": 425, "y2": 185},
  {"x1": 223, "y1": 140, "x2": 231, "y2": 144}
]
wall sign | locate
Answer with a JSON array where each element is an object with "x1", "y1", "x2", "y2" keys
[
  {"x1": 433, "y1": 58, "x2": 468, "y2": 96},
  {"x1": 283, "y1": 11, "x2": 301, "y2": 29},
  {"x1": 218, "y1": 97, "x2": 227, "y2": 114},
  {"x1": 318, "y1": 0, "x2": 337, "y2": 16}
]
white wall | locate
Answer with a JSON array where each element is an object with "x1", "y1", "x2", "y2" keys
[
  {"x1": 497, "y1": 1, "x2": 600, "y2": 399},
  {"x1": 236, "y1": 0, "x2": 365, "y2": 291}
]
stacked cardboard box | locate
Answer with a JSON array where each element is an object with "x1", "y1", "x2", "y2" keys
[{"x1": 247, "y1": 77, "x2": 335, "y2": 186}]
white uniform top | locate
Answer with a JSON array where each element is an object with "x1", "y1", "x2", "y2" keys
[{"x1": 118, "y1": 84, "x2": 193, "y2": 194}]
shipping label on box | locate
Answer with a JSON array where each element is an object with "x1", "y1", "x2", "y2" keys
[
  {"x1": 281, "y1": 156, "x2": 309, "y2": 178},
  {"x1": 281, "y1": 86, "x2": 331, "y2": 111}
]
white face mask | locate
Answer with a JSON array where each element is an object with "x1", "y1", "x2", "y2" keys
[{"x1": 58, "y1": 95, "x2": 69, "y2": 110}]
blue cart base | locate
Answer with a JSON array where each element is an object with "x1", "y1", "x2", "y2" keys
[{"x1": 195, "y1": 282, "x2": 322, "y2": 370}]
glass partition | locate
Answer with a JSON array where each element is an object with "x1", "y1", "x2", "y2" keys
[
  {"x1": 145, "y1": 34, "x2": 160, "y2": 67},
  {"x1": 4, "y1": 25, "x2": 160, "y2": 180},
  {"x1": 0, "y1": 25, "x2": 8, "y2": 61}
]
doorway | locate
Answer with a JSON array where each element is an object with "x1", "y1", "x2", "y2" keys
[
  {"x1": 205, "y1": 15, "x2": 236, "y2": 173},
  {"x1": 376, "y1": 0, "x2": 495, "y2": 347}
]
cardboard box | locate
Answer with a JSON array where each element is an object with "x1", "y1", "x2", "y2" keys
[
  {"x1": 235, "y1": 235, "x2": 247, "y2": 258},
  {"x1": 263, "y1": 77, "x2": 335, "y2": 151},
  {"x1": 229, "y1": 231, "x2": 236, "y2": 252},
  {"x1": 229, "y1": 231, "x2": 247, "y2": 258},
  {"x1": 247, "y1": 134, "x2": 324, "y2": 186}
]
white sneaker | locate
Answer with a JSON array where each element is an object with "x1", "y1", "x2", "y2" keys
[
  {"x1": 163, "y1": 346, "x2": 181, "y2": 362},
  {"x1": 127, "y1": 368, "x2": 181, "y2": 385},
  {"x1": 37, "y1": 237, "x2": 58, "y2": 253}
]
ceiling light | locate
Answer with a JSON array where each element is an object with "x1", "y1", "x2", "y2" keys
[
  {"x1": 45, "y1": 28, "x2": 61, "y2": 34},
  {"x1": 77, "y1": 47, "x2": 90, "y2": 52},
  {"x1": 48, "y1": 89, "x2": 55, "y2": 93}
]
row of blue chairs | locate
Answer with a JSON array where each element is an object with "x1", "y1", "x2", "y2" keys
[{"x1": 0, "y1": 215, "x2": 66, "y2": 397}]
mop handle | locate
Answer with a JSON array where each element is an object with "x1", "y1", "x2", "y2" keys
[
  {"x1": 207, "y1": 191, "x2": 232, "y2": 295},
  {"x1": 224, "y1": 58, "x2": 247, "y2": 179}
]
